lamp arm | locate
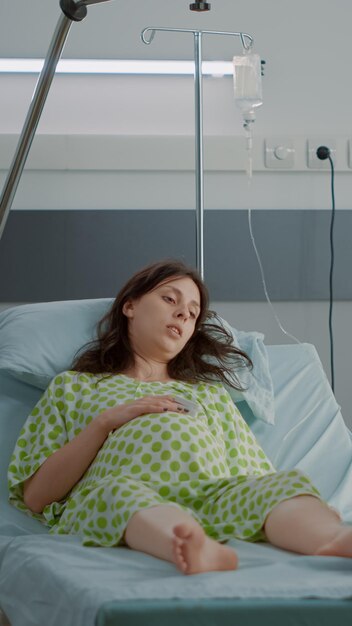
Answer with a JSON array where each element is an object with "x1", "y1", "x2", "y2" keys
[
  {"x1": 0, "y1": 0, "x2": 113, "y2": 241},
  {"x1": 60, "y1": 0, "x2": 113, "y2": 21}
]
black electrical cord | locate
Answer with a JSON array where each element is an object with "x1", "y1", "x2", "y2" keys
[
  {"x1": 328, "y1": 155, "x2": 335, "y2": 393},
  {"x1": 316, "y1": 146, "x2": 335, "y2": 393}
]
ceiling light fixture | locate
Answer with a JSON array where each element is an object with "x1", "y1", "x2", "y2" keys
[{"x1": 0, "y1": 58, "x2": 232, "y2": 76}]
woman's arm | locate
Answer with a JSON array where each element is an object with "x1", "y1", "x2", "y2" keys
[
  {"x1": 23, "y1": 411, "x2": 112, "y2": 514},
  {"x1": 23, "y1": 393, "x2": 184, "y2": 514}
]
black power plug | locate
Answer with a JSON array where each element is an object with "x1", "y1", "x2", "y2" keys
[{"x1": 316, "y1": 146, "x2": 331, "y2": 160}]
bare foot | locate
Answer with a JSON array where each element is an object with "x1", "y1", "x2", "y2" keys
[
  {"x1": 172, "y1": 522, "x2": 238, "y2": 575},
  {"x1": 315, "y1": 526, "x2": 352, "y2": 558}
]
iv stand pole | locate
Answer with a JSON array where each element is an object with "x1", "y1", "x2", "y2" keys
[
  {"x1": 142, "y1": 27, "x2": 253, "y2": 280},
  {"x1": 0, "y1": 0, "x2": 112, "y2": 241}
]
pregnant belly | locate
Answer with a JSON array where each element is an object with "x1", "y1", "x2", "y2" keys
[{"x1": 91, "y1": 412, "x2": 228, "y2": 481}]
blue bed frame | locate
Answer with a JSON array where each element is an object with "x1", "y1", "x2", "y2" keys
[{"x1": 96, "y1": 598, "x2": 352, "y2": 626}]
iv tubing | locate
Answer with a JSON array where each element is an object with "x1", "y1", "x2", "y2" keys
[{"x1": 247, "y1": 207, "x2": 301, "y2": 345}]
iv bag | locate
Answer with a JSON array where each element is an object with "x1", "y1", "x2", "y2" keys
[{"x1": 233, "y1": 52, "x2": 263, "y2": 113}]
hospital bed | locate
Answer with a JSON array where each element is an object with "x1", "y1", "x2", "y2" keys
[{"x1": 0, "y1": 298, "x2": 352, "y2": 626}]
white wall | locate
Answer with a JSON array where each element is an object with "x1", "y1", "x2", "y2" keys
[{"x1": 0, "y1": 0, "x2": 351, "y2": 426}]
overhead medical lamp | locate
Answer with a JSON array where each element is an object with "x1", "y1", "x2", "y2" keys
[
  {"x1": 142, "y1": 27, "x2": 254, "y2": 279},
  {"x1": 0, "y1": 0, "x2": 113, "y2": 242}
]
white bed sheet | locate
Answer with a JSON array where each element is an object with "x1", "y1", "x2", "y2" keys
[
  {"x1": 0, "y1": 343, "x2": 351, "y2": 626},
  {"x1": 1, "y1": 534, "x2": 352, "y2": 626}
]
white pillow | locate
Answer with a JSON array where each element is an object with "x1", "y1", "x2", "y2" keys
[
  {"x1": 0, "y1": 299, "x2": 113, "y2": 389},
  {"x1": 0, "y1": 300, "x2": 275, "y2": 424},
  {"x1": 217, "y1": 317, "x2": 275, "y2": 425}
]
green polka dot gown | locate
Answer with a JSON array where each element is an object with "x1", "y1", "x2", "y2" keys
[{"x1": 8, "y1": 371, "x2": 323, "y2": 547}]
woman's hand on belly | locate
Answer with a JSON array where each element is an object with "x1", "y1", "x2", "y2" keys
[{"x1": 98, "y1": 395, "x2": 188, "y2": 436}]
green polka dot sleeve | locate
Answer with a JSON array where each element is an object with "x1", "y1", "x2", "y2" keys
[
  {"x1": 206, "y1": 384, "x2": 276, "y2": 478},
  {"x1": 7, "y1": 373, "x2": 69, "y2": 522}
]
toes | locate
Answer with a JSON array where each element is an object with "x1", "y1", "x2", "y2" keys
[
  {"x1": 173, "y1": 546, "x2": 188, "y2": 573},
  {"x1": 173, "y1": 523, "x2": 192, "y2": 540},
  {"x1": 172, "y1": 536, "x2": 188, "y2": 572}
]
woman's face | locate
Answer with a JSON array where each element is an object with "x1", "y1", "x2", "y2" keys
[{"x1": 122, "y1": 276, "x2": 201, "y2": 363}]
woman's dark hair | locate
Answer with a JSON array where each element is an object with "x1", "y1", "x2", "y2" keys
[{"x1": 71, "y1": 258, "x2": 252, "y2": 390}]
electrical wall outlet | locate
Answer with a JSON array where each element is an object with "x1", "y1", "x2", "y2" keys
[
  {"x1": 264, "y1": 138, "x2": 295, "y2": 169},
  {"x1": 307, "y1": 139, "x2": 336, "y2": 169}
]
